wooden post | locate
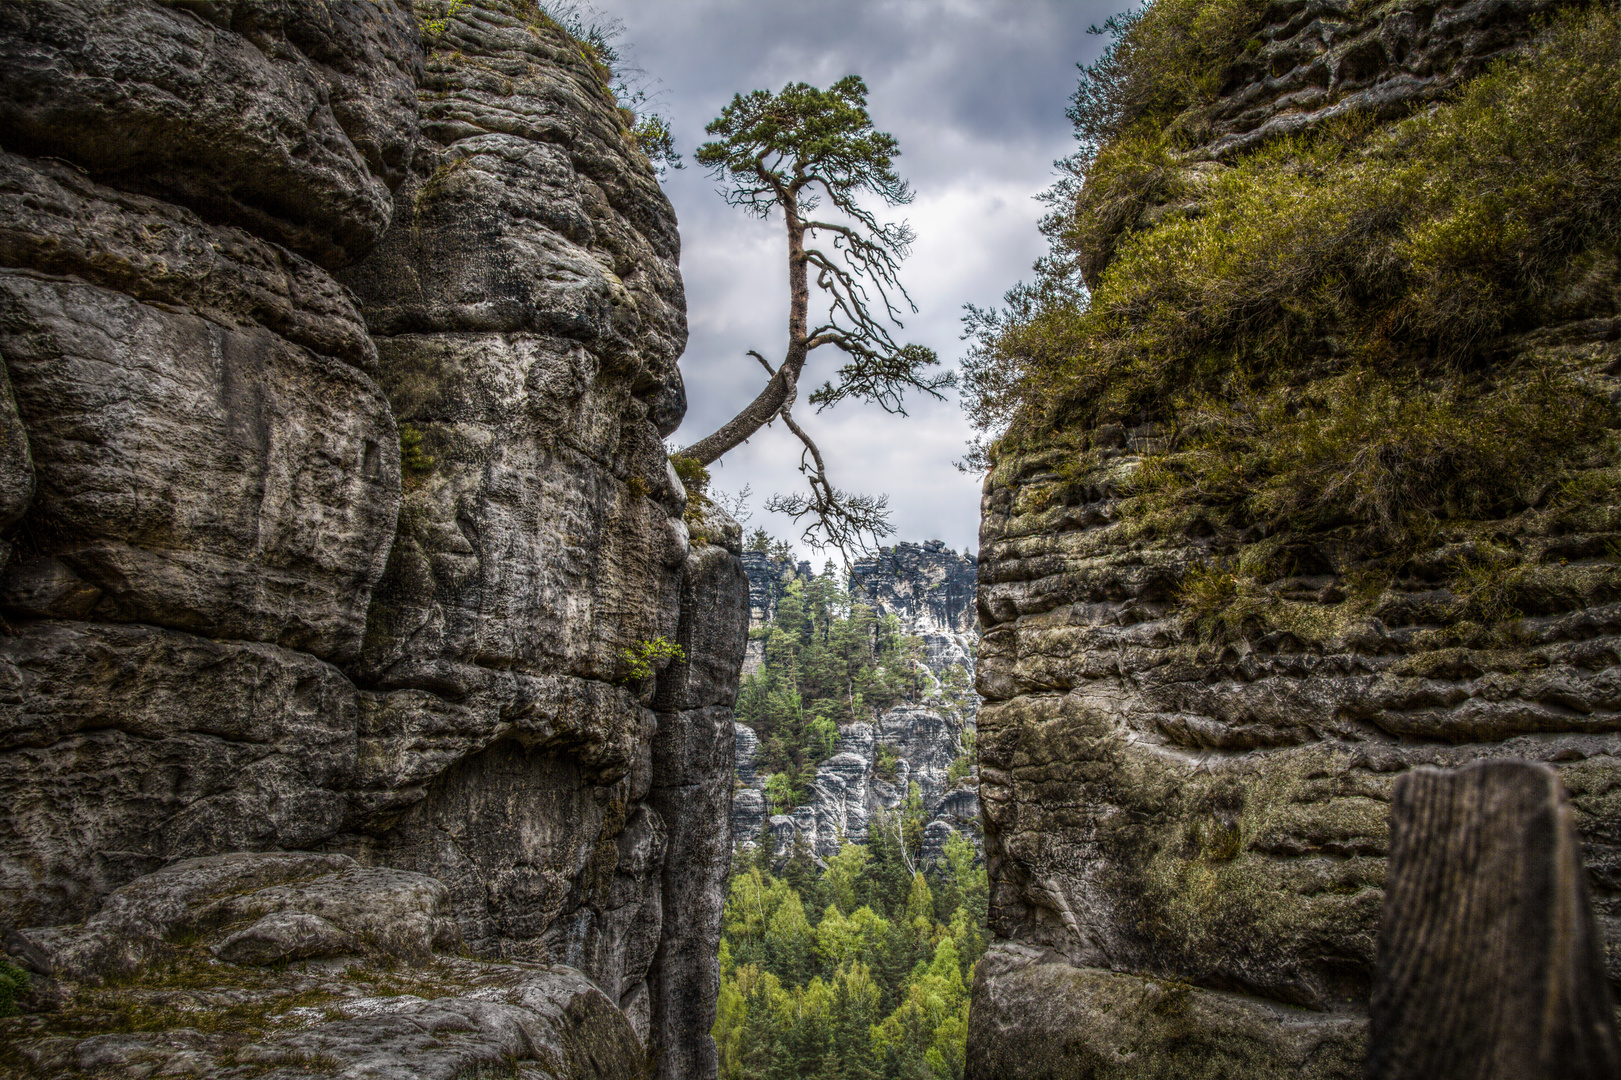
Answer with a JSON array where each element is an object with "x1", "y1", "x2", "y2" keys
[{"x1": 1367, "y1": 759, "x2": 1620, "y2": 1080}]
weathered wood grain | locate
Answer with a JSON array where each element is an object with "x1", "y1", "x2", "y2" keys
[{"x1": 1367, "y1": 759, "x2": 1620, "y2": 1080}]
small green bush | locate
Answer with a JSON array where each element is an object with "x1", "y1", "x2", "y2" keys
[
  {"x1": 630, "y1": 112, "x2": 683, "y2": 175},
  {"x1": 417, "y1": 0, "x2": 466, "y2": 37},
  {"x1": 398, "y1": 423, "x2": 435, "y2": 476},
  {"x1": 620, "y1": 636, "x2": 685, "y2": 681},
  {"x1": 1177, "y1": 560, "x2": 1243, "y2": 639},
  {"x1": 671, "y1": 455, "x2": 712, "y2": 530},
  {"x1": 0, "y1": 959, "x2": 30, "y2": 1017}
]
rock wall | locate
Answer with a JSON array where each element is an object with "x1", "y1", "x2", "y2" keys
[
  {"x1": 739, "y1": 541, "x2": 975, "y2": 674},
  {"x1": 737, "y1": 707, "x2": 981, "y2": 864},
  {"x1": 855, "y1": 540, "x2": 978, "y2": 637},
  {"x1": 0, "y1": 3, "x2": 745, "y2": 1078},
  {"x1": 733, "y1": 542, "x2": 979, "y2": 861},
  {"x1": 738, "y1": 551, "x2": 811, "y2": 677},
  {"x1": 968, "y1": 3, "x2": 1621, "y2": 1078}
]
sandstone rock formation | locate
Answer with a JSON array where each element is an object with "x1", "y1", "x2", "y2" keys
[
  {"x1": 9, "y1": 852, "x2": 647, "y2": 1079},
  {"x1": 0, "y1": 3, "x2": 746, "y2": 1077},
  {"x1": 740, "y1": 540, "x2": 976, "y2": 675},
  {"x1": 968, "y1": 3, "x2": 1621, "y2": 1077},
  {"x1": 733, "y1": 542, "x2": 979, "y2": 861},
  {"x1": 855, "y1": 539, "x2": 978, "y2": 660}
]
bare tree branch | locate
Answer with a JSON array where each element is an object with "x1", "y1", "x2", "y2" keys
[{"x1": 763, "y1": 374, "x2": 893, "y2": 566}]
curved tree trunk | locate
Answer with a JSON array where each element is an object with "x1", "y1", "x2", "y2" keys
[
  {"x1": 677, "y1": 201, "x2": 810, "y2": 466},
  {"x1": 678, "y1": 364, "x2": 794, "y2": 466}
]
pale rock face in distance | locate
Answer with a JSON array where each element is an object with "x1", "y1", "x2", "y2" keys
[{"x1": 734, "y1": 541, "x2": 981, "y2": 861}]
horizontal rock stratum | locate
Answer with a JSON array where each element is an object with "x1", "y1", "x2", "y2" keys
[{"x1": 967, "y1": 2, "x2": 1621, "y2": 1077}]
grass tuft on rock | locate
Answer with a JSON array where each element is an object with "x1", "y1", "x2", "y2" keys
[{"x1": 0, "y1": 960, "x2": 29, "y2": 1018}]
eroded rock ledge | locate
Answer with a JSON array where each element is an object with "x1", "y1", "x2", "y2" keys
[
  {"x1": 971, "y1": 369, "x2": 1621, "y2": 1080},
  {"x1": 0, "y1": 3, "x2": 746, "y2": 1077}
]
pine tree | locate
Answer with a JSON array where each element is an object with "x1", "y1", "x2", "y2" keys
[
  {"x1": 678, "y1": 77, "x2": 953, "y2": 559},
  {"x1": 716, "y1": 836, "x2": 985, "y2": 1080}
]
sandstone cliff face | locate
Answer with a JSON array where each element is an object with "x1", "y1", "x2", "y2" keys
[
  {"x1": 733, "y1": 543, "x2": 980, "y2": 861},
  {"x1": 0, "y1": 4, "x2": 744, "y2": 1077},
  {"x1": 968, "y1": 3, "x2": 1621, "y2": 1078}
]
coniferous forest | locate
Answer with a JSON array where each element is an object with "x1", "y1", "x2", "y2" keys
[
  {"x1": 733, "y1": 555, "x2": 976, "y2": 814},
  {"x1": 713, "y1": 830, "x2": 986, "y2": 1080},
  {"x1": 717, "y1": 553, "x2": 986, "y2": 1080}
]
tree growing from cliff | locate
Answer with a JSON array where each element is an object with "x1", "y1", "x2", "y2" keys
[{"x1": 676, "y1": 76, "x2": 953, "y2": 560}]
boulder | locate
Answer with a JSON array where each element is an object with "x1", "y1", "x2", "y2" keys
[{"x1": 4, "y1": 852, "x2": 643, "y2": 1080}]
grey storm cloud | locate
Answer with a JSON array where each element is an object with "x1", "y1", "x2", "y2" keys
[{"x1": 589, "y1": 0, "x2": 1124, "y2": 556}]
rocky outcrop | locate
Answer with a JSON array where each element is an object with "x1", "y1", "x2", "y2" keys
[
  {"x1": 968, "y1": 3, "x2": 1621, "y2": 1077},
  {"x1": 0, "y1": 0, "x2": 420, "y2": 268},
  {"x1": 0, "y1": 0, "x2": 419, "y2": 931},
  {"x1": 738, "y1": 551, "x2": 809, "y2": 677},
  {"x1": 0, "y1": 4, "x2": 745, "y2": 1078},
  {"x1": 8, "y1": 852, "x2": 646, "y2": 1079},
  {"x1": 1079, "y1": 0, "x2": 1574, "y2": 290},
  {"x1": 740, "y1": 540, "x2": 976, "y2": 673},
  {"x1": 854, "y1": 539, "x2": 977, "y2": 636},
  {"x1": 754, "y1": 706, "x2": 981, "y2": 862},
  {"x1": 733, "y1": 542, "x2": 979, "y2": 861},
  {"x1": 1195, "y1": 0, "x2": 1567, "y2": 161}
]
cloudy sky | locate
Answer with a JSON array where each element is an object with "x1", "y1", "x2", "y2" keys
[{"x1": 591, "y1": 0, "x2": 1122, "y2": 556}]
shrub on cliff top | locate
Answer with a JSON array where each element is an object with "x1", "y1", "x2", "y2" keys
[
  {"x1": 1046, "y1": 0, "x2": 1270, "y2": 288},
  {"x1": 965, "y1": 3, "x2": 1621, "y2": 560}
]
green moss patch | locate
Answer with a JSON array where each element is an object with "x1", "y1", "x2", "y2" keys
[{"x1": 0, "y1": 949, "x2": 543, "y2": 1078}]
